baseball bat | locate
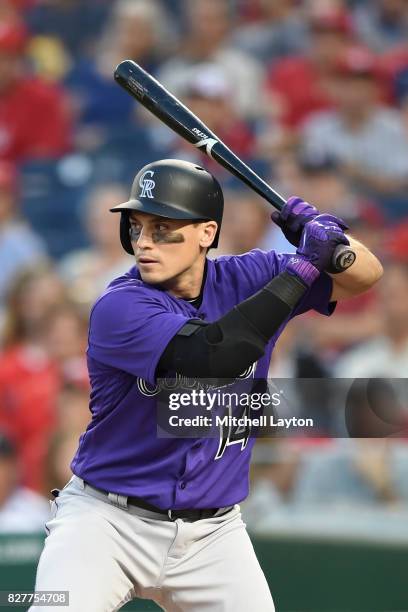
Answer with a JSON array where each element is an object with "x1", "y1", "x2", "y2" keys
[{"x1": 114, "y1": 60, "x2": 355, "y2": 272}]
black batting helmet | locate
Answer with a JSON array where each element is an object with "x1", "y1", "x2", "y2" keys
[{"x1": 110, "y1": 159, "x2": 224, "y2": 254}]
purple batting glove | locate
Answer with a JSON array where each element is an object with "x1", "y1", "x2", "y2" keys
[
  {"x1": 286, "y1": 217, "x2": 350, "y2": 286},
  {"x1": 271, "y1": 196, "x2": 349, "y2": 247},
  {"x1": 285, "y1": 256, "x2": 321, "y2": 288}
]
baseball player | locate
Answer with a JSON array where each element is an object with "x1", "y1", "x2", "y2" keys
[{"x1": 31, "y1": 159, "x2": 382, "y2": 611}]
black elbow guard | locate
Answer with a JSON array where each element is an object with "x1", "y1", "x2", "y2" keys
[
  {"x1": 158, "y1": 312, "x2": 266, "y2": 379},
  {"x1": 203, "y1": 308, "x2": 267, "y2": 376}
]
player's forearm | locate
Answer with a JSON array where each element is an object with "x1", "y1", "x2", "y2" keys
[{"x1": 330, "y1": 236, "x2": 383, "y2": 300}]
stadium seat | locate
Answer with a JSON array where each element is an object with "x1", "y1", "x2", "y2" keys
[{"x1": 20, "y1": 158, "x2": 92, "y2": 260}]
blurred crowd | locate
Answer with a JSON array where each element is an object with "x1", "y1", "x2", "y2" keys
[{"x1": 0, "y1": 0, "x2": 408, "y2": 532}]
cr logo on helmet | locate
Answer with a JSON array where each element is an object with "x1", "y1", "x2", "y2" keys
[{"x1": 139, "y1": 170, "x2": 156, "y2": 199}]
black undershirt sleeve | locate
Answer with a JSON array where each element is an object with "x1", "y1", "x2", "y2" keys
[{"x1": 157, "y1": 271, "x2": 309, "y2": 379}]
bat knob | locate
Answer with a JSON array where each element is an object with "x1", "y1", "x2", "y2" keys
[{"x1": 331, "y1": 244, "x2": 356, "y2": 273}]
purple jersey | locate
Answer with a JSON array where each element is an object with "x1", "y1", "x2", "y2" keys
[{"x1": 71, "y1": 249, "x2": 334, "y2": 509}]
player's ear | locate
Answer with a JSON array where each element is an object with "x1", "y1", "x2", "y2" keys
[{"x1": 199, "y1": 221, "x2": 218, "y2": 248}]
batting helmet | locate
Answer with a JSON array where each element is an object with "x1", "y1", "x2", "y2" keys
[{"x1": 110, "y1": 159, "x2": 224, "y2": 254}]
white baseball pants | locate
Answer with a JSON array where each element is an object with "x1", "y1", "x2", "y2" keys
[{"x1": 30, "y1": 476, "x2": 275, "y2": 612}]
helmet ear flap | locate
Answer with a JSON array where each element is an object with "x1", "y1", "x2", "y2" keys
[{"x1": 120, "y1": 213, "x2": 134, "y2": 255}]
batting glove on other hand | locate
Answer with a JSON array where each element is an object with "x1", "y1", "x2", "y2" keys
[
  {"x1": 271, "y1": 196, "x2": 349, "y2": 247},
  {"x1": 286, "y1": 217, "x2": 350, "y2": 286}
]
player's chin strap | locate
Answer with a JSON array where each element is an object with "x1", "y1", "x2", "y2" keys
[{"x1": 158, "y1": 271, "x2": 309, "y2": 379}]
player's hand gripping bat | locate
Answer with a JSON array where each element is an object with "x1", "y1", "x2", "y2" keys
[{"x1": 114, "y1": 60, "x2": 356, "y2": 272}]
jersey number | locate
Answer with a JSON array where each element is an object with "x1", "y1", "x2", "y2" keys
[{"x1": 214, "y1": 404, "x2": 251, "y2": 460}]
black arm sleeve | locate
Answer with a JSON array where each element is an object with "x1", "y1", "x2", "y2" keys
[{"x1": 157, "y1": 271, "x2": 308, "y2": 378}]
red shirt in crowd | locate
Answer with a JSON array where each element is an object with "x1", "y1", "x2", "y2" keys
[
  {"x1": 0, "y1": 345, "x2": 59, "y2": 492},
  {"x1": 0, "y1": 77, "x2": 72, "y2": 162},
  {"x1": 265, "y1": 56, "x2": 334, "y2": 129}
]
